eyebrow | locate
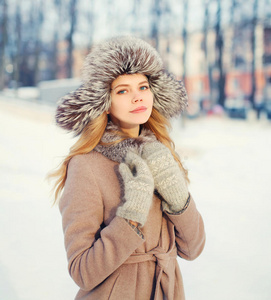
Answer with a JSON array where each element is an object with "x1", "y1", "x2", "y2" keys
[{"x1": 112, "y1": 80, "x2": 149, "y2": 90}]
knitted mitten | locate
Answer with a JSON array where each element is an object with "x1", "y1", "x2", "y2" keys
[
  {"x1": 142, "y1": 142, "x2": 189, "y2": 213},
  {"x1": 116, "y1": 151, "x2": 154, "y2": 227}
]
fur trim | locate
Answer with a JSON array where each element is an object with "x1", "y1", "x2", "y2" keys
[
  {"x1": 151, "y1": 71, "x2": 188, "y2": 118},
  {"x1": 56, "y1": 36, "x2": 188, "y2": 136},
  {"x1": 94, "y1": 122, "x2": 157, "y2": 163}
]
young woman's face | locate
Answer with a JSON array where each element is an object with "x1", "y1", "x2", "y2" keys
[{"x1": 109, "y1": 73, "x2": 154, "y2": 136}]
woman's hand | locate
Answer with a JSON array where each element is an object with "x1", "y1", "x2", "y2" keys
[
  {"x1": 142, "y1": 142, "x2": 189, "y2": 213},
  {"x1": 116, "y1": 151, "x2": 154, "y2": 227}
]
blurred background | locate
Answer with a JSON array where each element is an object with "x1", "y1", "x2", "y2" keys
[
  {"x1": 0, "y1": 0, "x2": 271, "y2": 299},
  {"x1": 1, "y1": 0, "x2": 271, "y2": 117}
]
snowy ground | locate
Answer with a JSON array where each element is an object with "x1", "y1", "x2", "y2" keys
[{"x1": 0, "y1": 95, "x2": 271, "y2": 300}]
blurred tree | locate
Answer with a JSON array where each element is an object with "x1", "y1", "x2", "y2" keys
[
  {"x1": 16, "y1": 0, "x2": 44, "y2": 87},
  {"x1": 86, "y1": 0, "x2": 95, "y2": 51},
  {"x1": 33, "y1": 0, "x2": 44, "y2": 86},
  {"x1": 182, "y1": 0, "x2": 188, "y2": 83},
  {"x1": 132, "y1": 0, "x2": 141, "y2": 34},
  {"x1": 263, "y1": 0, "x2": 271, "y2": 103},
  {"x1": 250, "y1": 0, "x2": 259, "y2": 107},
  {"x1": 229, "y1": 0, "x2": 238, "y2": 66},
  {"x1": 150, "y1": 0, "x2": 162, "y2": 50},
  {"x1": 106, "y1": 0, "x2": 115, "y2": 37},
  {"x1": 202, "y1": 0, "x2": 214, "y2": 105},
  {"x1": 14, "y1": 0, "x2": 21, "y2": 89},
  {"x1": 163, "y1": 1, "x2": 171, "y2": 70},
  {"x1": 66, "y1": 0, "x2": 78, "y2": 78},
  {"x1": 215, "y1": 0, "x2": 226, "y2": 107},
  {"x1": 0, "y1": 0, "x2": 8, "y2": 90},
  {"x1": 52, "y1": 0, "x2": 63, "y2": 80}
]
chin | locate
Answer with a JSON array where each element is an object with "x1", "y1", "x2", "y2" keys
[
  {"x1": 133, "y1": 118, "x2": 150, "y2": 126},
  {"x1": 132, "y1": 113, "x2": 151, "y2": 124}
]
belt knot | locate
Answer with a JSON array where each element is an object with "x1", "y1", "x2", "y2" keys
[{"x1": 152, "y1": 249, "x2": 172, "y2": 270}]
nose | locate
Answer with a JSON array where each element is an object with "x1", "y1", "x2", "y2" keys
[{"x1": 132, "y1": 92, "x2": 143, "y2": 103}]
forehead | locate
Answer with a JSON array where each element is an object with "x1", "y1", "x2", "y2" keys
[{"x1": 111, "y1": 73, "x2": 148, "y2": 87}]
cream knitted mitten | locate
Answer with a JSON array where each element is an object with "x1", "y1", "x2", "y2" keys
[
  {"x1": 116, "y1": 151, "x2": 154, "y2": 227},
  {"x1": 142, "y1": 142, "x2": 189, "y2": 213}
]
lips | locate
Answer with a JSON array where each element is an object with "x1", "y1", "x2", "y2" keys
[{"x1": 130, "y1": 106, "x2": 147, "y2": 113}]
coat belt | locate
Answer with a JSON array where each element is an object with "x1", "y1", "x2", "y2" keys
[{"x1": 124, "y1": 246, "x2": 178, "y2": 300}]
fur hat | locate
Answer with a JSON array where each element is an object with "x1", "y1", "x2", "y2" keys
[{"x1": 56, "y1": 36, "x2": 188, "y2": 136}]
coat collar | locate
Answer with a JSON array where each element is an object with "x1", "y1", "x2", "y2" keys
[{"x1": 94, "y1": 122, "x2": 157, "y2": 163}]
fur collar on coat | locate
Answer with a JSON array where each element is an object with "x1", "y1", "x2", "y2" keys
[{"x1": 94, "y1": 122, "x2": 157, "y2": 163}]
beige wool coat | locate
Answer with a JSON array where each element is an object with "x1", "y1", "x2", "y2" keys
[{"x1": 59, "y1": 144, "x2": 205, "y2": 300}]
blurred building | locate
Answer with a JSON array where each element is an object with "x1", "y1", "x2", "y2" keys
[
  {"x1": 162, "y1": 20, "x2": 271, "y2": 116},
  {"x1": 37, "y1": 21, "x2": 271, "y2": 116},
  {"x1": 47, "y1": 40, "x2": 86, "y2": 79}
]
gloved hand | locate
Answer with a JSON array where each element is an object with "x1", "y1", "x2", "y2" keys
[
  {"x1": 116, "y1": 151, "x2": 154, "y2": 227},
  {"x1": 142, "y1": 142, "x2": 189, "y2": 213}
]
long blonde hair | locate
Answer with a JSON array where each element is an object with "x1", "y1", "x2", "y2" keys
[{"x1": 48, "y1": 108, "x2": 188, "y2": 205}]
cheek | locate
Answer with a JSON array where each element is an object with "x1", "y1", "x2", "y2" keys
[
  {"x1": 110, "y1": 99, "x2": 128, "y2": 116},
  {"x1": 147, "y1": 92, "x2": 154, "y2": 106}
]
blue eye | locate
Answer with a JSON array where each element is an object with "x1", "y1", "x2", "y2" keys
[
  {"x1": 140, "y1": 86, "x2": 149, "y2": 90},
  {"x1": 117, "y1": 90, "x2": 126, "y2": 94}
]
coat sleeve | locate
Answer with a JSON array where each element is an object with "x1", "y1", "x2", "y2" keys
[
  {"x1": 165, "y1": 195, "x2": 206, "y2": 261},
  {"x1": 59, "y1": 155, "x2": 145, "y2": 291}
]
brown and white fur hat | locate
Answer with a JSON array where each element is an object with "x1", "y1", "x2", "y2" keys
[{"x1": 56, "y1": 36, "x2": 188, "y2": 136}]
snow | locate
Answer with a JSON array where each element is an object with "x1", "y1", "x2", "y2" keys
[
  {"x1": 171, "y1": 115, "x2": 271, "y2": 300},
  {"x1": 0, "y1": 96, "x2": 271, "y2": 300}
]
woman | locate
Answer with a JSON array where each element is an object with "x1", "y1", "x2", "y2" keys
[{"x1": 51, "y1": 36, "x2": 205, "y2": 300}]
